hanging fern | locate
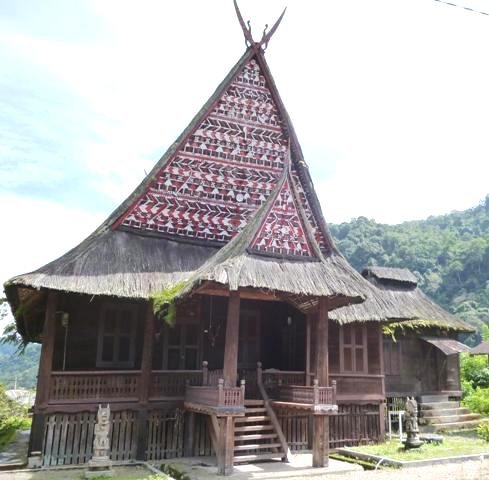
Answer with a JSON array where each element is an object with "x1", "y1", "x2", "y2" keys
[{"x1": 151, "y1": 281, "x2": 188, "y2": 327}]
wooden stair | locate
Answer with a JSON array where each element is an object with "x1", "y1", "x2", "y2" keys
[{"x1": 233, "y1": 399, "x2": 286, "y2": 464}]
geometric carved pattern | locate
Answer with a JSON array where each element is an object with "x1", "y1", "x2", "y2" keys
[
  {"x1": 118, "y1": 55, "x2": 329, "y2": 255},
  {"x1": 249, "y1": 178, "x2": 315, "y2": 257},
  {"x1": 119, "y1": 58, "x2": 287, "y2": 243}
]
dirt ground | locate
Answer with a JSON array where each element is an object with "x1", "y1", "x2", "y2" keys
[{"x1": 1, "y1": 459, "x2": 489, "y2": 480}]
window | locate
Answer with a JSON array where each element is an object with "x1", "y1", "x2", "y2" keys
[
  {"x1": 97, "y1": 305, "x2": 137, "y2": 368},
  {"x1": 162, "y1": 323, "x2": 201, "y2": 370},
  {"x1": 339, "y1": 324, "x2": 367, "y2": 374},
  {"x1": 383, "y1": 338, "x2": 401, "y2": 375}
]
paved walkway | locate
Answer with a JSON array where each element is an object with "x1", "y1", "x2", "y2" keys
[{"x1": 0, "y1": 429, "x2": 29, "y2": 467}]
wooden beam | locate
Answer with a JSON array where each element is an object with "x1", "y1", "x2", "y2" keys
[
  {"x1": 222, "y1": 291, "x2": 240, "y2": 388},
  {"x1": 196, "y1": 282, "x2": 278, "y2": 302},
  {"x1": 136, "y1": 303, "x2": 155, "y2": 460},
  {"x1": 314, "y1": 298, "x2": 329, "y2": 387},
  {"x1": 305, "y1": 316, "x2": 311, "y2": 386},
  {"x1": 312, "y1": 415, "x2": 328, "y2": 467},
  {"x1": 36, "y1": 291, "x2": 58, "y2": 410}
]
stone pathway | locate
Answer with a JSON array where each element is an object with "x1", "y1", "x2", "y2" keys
[{"x1": 0, "y1": 429, "x2": 29, "y2": 467}]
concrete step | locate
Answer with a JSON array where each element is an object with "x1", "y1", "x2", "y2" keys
[
  {"x1": 420, "y1": 401, "x2": 460, "y2": 410},
  {"x1": 426, "y1": 419, "x2": 483, "y2": 432},
  {"x1": 418, "y1": 394, "x2": 449, "y2": 403},
  {"x1": 233, "y1": 452, "x2": 283, "y2": 463},
  {"x1": 421, "y1": 407, "x2": 470, "y2": 417},
  {"x1": 423, "y1": 413, "x2": 482, "y2": 424}
]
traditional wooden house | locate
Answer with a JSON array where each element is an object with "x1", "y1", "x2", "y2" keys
[
  {"x1": 4, "y1": 5, "x2": 392, "y2": 475},
  {"x1": 331, "y1": 266, "x2": 476, "y2": 431},
  {"x1": 3, "y1": 4, "x2": 474, "y2": 475}
]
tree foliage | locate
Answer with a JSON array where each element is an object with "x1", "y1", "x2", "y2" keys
[{"x1": 330, "y1": 195, "x2": 489, "y2": 345}]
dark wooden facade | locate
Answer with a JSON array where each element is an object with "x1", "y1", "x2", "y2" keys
[{"x1": 29, "y1": 289, "x2": 386, "y2": 472}]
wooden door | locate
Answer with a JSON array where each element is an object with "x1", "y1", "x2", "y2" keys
[{"x1": 238, "y1": 309, "x2": 260, "y2": 370}]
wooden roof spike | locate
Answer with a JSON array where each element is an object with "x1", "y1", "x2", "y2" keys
[{"x1": 233, "y1": 0, "x2": 286, "y2": 50}]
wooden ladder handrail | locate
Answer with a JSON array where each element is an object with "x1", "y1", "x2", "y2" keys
[{"x1": 256, "y1": 362, "x2": 292, "y2": 463}]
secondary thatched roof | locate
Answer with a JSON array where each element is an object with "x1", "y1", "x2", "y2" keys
[{"x1": 329, "y1": 266, "x2": 472, "y2": 332}]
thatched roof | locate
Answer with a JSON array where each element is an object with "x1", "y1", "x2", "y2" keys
[
  {"x1": 470, "y1": 341, "x2": 489, "y2": 355},
  {"x1": 5, "y1": 40, "x2": 383, "y2": 338},
  {"x1": 330, "y1": 266, "x2": 473, "y2": 332}
]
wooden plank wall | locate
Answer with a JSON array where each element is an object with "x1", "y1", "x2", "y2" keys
[
  {"x1": 276, "y1": 409, "x2": 309, "y2": 451},
  {"x1": 42, "y1": 410, "x2": 137, "y2": 466}
]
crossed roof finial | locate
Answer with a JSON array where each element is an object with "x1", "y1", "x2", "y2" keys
[{"x1": 233, "y1": 0, "x2": 286, "y2": 50}]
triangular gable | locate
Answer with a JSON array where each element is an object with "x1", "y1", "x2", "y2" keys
[
  {"x1": 116, "y1": 56, "x2": 287, "y2": 244},
  {"x1": 114, "y1": 49, "x2": 331, "y2": 254},
  {"x1": 248, "y1": 177, "x2": 316, "y2": 258}
]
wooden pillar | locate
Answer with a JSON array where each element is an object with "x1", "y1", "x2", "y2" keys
[
  {"x1": 136, "y1": 303, "x2": 155, "y2": 461},
  {"x1": 312, "y1": 297, "x2": 329, "y2": 468},
  {"x1": 217, "y1": 416, "x2": 234, "y2": 475},
  {"x1": 378, "y1": 325, "x2": 386, "y2": 441},
  {"x1": 305, "y1": 316, "x2": 311, "y2": 386},
  {"x1": 184, "y1": 412, "x2": 196, "y2": 457},
  {"x1": 222, "y1": 291, "x2": 240, "y2": 388},
  {"x1": 30, "y1": 291, "x2": 58, "y2": 455},
  {"x1": 314, "y1": 297, "x2": 329, "y2": 386},
  {"x1": 312, "y1": 415, "x2": 329, "y2": 467}
]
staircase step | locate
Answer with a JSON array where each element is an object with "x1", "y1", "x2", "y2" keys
[
  {"x1": 233, "y1": 452, "x2": 283, "y2": 463},
  {"x1": 424, "y1": 413, "x2": 482, "y2": 424},
  {"x1": 245, "y1": 407, "x2": 267, "y2": 414},
  {"x1": 234, "y1": 442, "x2": 282, "y2": 451},
  {"x1": 235, "y1": 433, "x2": 278, "y2": 441},
  {"x1": 236, "y1": 415, "x2": 270, "y2": 423},
  {"x1": 422, "y1": 408, "x2": 470, "y2": 417},
  {"x1": 419, "y1": 394, "x2": 449, "y2": 403},
  {"x1": 235, "y1": 424, "x2": 274, "y2": 432},
  {"x1": 420, "y1": 401, "x2": 460, "y2": 410},
  {"x1": 429, "y1": 419, "x2": 483, "y2": 431},
  {"x1": 244, "y1": 399, "x2": 264, "y2": 406}
]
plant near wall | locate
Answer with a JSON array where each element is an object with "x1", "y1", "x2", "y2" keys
[
  {"x1": 151, "y1": 281, "x2": 188, "y2": 326},
  {"x1": 477, "y1": 422, "x2": 489, "y2": 442}
]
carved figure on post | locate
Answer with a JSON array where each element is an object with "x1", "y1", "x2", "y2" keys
[
  {"x1": 85, "y1": 404, "x2": 113, "y2": 478},
  {"x1": 404, "y1": 397, "x2": 423, "y2": 449}
]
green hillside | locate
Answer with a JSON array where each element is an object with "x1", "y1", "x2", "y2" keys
[
  {"x1": 0, "y1": 342, "x2": 40, "y2": 389},
  {"x1": 330, "y1": 195, "x2": 489, "y2": 344}
]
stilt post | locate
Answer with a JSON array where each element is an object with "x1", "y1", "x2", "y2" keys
[{"x1": 222, "y1": 290, "x2": 240, "y2": 387}]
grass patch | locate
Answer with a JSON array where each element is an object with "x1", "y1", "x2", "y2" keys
[{"x1": 350, "y1": 435, "x2": 489, "y2": 461}]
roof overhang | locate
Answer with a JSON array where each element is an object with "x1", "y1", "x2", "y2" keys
[{"x1": 421, "y1": 336, "x2": 470, "y2": 355}]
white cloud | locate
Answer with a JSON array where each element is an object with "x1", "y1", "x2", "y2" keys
[{"x1": 1, "y1": 0, "x2": 489, "y2": 230}]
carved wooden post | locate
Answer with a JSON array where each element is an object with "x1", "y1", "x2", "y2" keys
[
  {"x1": 313, "y1": 379, "x2": 319, "y2": 406},
  {"x1": 202, "y1": 360, "x2": 209, "y2": 386},
  {"x1": 29, "y1": 291, "x2": 58, "y2": 457},
  {"x1": 136, "y1": 303, "x2": 155, "y2": 460},
  {"x1": 257, "y1": 361, "x2": 263, "y2": 385},
  {"x1": 378, "y1": 325, "x2": 386, "y2": 440},
  {"x1": 222, "y1": 290, "x2": 240, "y2": 387},
  {"x1": 312, "y1": 297, "x2": 329, "y2": 468},
  {"x1": 315, "y1": 297, "x2": 329, "y2": 386},
  {"x1": 240, "y1": 379, "x2": 246, "y2": 405},
  {"x1": 218, "y1": 378, "x2": 224, "y2": 406},
  {"x1": 331, "y1": 380, "x2": 337, "y2": 403},
  {"x1": 306, "y1": 316, "x2": 312, "y2": 386},
  {"x1": 217, "y1": 416, "x2": 235, "y2": 475}
]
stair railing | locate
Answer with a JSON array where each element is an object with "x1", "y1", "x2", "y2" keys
[{"x1": 256, "y1": 362, "x2": 292, "y2": 462}]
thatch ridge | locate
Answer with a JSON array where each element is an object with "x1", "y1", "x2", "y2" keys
[
  {"x1": 363, "y1": 266, "x2": 418, "y2": 285},
  {"x1": 330, "y1": 266, "x2": 472, "y2": 332}
]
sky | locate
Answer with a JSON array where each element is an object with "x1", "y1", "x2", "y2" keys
[{"x1": 1, "y1": 0, "x2": 489, "y2": 298}]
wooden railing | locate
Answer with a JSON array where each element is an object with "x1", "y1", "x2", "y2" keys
[
  {"x1": 49, "y1": 370, "x2": 140, "y2": 403},
  {"x1": 277, "y1": 380, "x2": 336, "y2": 406},
  {"x1": 184, "y1": 379, "x2": 245, "y2": 411},
  {"x1": 150, "y1": 369, "x2": 203, "y2": 399},
  {"x1": 330, "y1": 373, "x2": 384, "y2": 400}
]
